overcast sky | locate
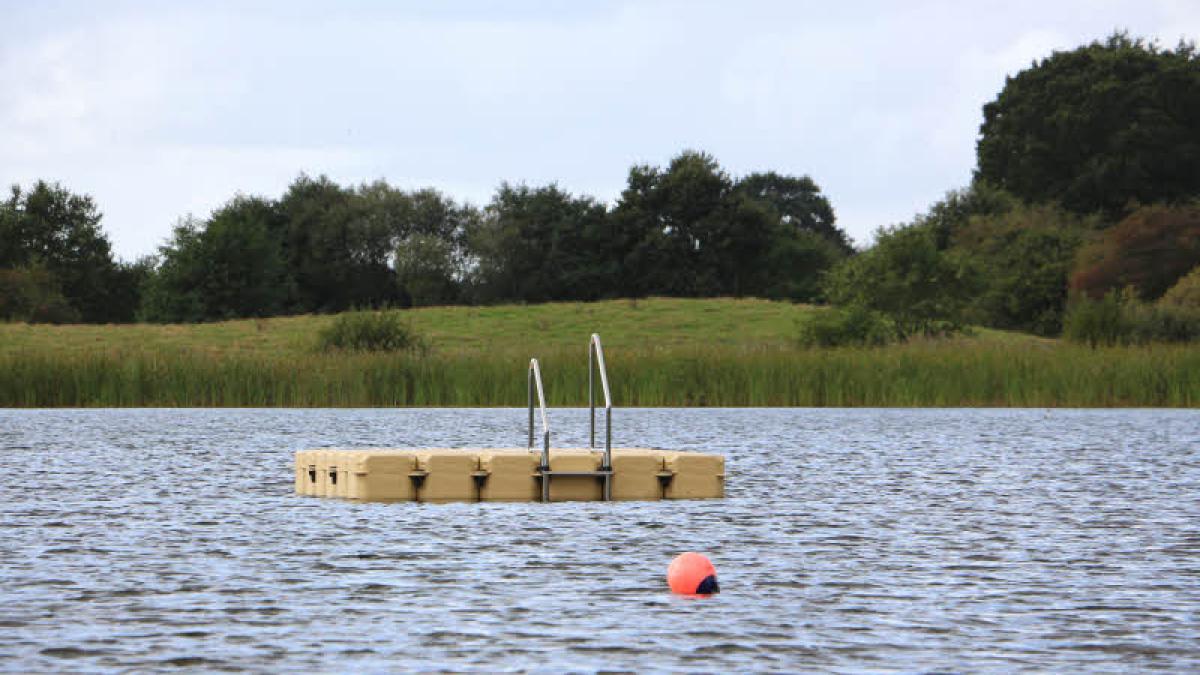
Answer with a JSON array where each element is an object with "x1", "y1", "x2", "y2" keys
[{"x1": 3, "y1": 1, "x2": 1197, "y2": 260}]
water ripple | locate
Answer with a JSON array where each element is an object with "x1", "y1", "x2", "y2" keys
[{"x1": 0, "y1": 408, "x2": 1197, "y2": 672}]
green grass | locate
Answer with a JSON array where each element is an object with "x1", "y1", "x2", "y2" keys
[{"x1": 0, "y1": 298, "x2": 1196, "y2": 407}]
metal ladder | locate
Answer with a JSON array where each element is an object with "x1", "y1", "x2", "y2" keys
[{"x1": 528, "y1": 333, "x2": 614, "y2": 502}]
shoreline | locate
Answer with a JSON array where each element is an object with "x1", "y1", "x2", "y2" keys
[{"x1": 2, "y1": 299, "x2": 1196, "y2": 408}]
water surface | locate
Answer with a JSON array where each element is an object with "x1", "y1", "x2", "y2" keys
[{"x1": 1, "y1": 408, "x2": 1198, "y2": 672}]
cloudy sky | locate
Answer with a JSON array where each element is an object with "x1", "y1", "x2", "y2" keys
[{"x1": 3, "y1": 1, "x2": 1197, "y2": 260}]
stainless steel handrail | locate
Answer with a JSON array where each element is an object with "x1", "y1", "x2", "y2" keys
[
  {"x1": 588, "y1": 334, "x2": 613, "y2": 500},
  {"x1": 527, "y1": 358, "x2": 551, "y2": 473}
]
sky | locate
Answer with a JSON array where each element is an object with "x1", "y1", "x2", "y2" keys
[{"x1": 2, "y1": 1, "x2": 1198, "y2": 260}]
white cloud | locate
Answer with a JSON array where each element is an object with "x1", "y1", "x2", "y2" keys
[
  {"x1": 0, "y1": 17, "x2": 184, "y2": 157},
  {"x1": 1, "y1": 1, "x2": 1196, "y2": 258}
]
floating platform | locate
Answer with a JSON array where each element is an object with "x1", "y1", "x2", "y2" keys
[
  {"x1": 292, "y1": 334, "x2": 727, "y2": 503},
  {"x1": 294, "y1": 448, "x2": 725, "y2": 503}
]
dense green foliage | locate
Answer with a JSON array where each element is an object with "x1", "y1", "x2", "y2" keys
[
  {"x1": 1064, "y1": 291, "x2": 1200, "y2": 346},
  {"x1": 824, "y1": 224, "x2": 974, "y2": 337},
  {"x1": 605, "y1": 151, "x2": 846, "y2": 300},
  {"x1": 820, "y1": 182, "x2": 1195, "y2": 342},
  {"x1": 796, "y1": 305, "x2": 897, "y2": 347},
  {"x1": 0, "y1": 265, "x2": 79, "y2": 323},
  {"x1": 316, "y1": 310, "x2": 424, "y2": 353},
  {"x1": 953, "y1": 204, "x2": 1094, "y2": 335},
  {"x1": 734, "y1": 172, "x2": 851, "y2": 254},
  {"x1": 133, "y1": 152, "x2": 846, "y2": 322},
  {"x1": 916, "y1": 182, "x2": 1019, "y2": 250},
  {"x1": 977, "y1": 33, "x2": 1200, "y2": 215},
  {"x1": 0, "y1": 181, "x2": 143, "y2": 322},
  {"x1": 468, "y1": 183, "x2": 610, "y2": 303},
  {"x1": 141, "y1": 198, "x2": 291, "y2": 322},
  {"x1": 1070, "y1": 204, "x2": 1200, "y2": 301},
  {"x1": 1160, "y1": 267, "x2": 1200, "y2": 309},
  {"x1": 615, "y1": 152, "x2": 767, "y2": 297}
]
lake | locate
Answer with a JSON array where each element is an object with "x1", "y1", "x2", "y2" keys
[{"x1": 1, "y1": 408, "x2": 1198, "y2": 672}]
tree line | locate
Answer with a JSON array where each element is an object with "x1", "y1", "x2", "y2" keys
[
  {"x1": 1, "y1": 152, "x2": 850, "y2": 323},
  {"x1": 810, "y1": 32, "x2": 1200, "y2": 345},
  {"x1": 3, "y1": 32, "x2": 1199, "y2": 344}
]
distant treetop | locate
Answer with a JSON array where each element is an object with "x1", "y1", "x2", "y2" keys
[{"x1": 976, "y1": 32, "x2": 1200, "y2": 216}]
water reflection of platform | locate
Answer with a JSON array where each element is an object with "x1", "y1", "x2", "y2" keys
[{"x1": 294, "y1": 448, "x2": 725, "y2": 503}]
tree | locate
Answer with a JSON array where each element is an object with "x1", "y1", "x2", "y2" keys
[
  {"x1": 734, "y1": 171, "x2": 851, "y2": 253},
  {"x1": 105, "y1": 257, "x2": 154, "y2": 324},
  {"x1": 615, "y1": 153, "x2": 727, "y2": 296},
  {"x1": 199, "y1": 196, "x2": 291, "y2": 318},
  {"x1": 0, "y1": 181, "x2": 133, "y2": 322},
  {"x1": 140, "y1": 197, "x2": 290, "y2": 322},
  {"x1": 468, "y1": 183, "x2": 610, "y2": 303},
  {"x1": 952, "y1": 205, "x2": 1090, "y2": 335},
  {"x1": 404, "y1": 187, "x2": 470, "y2": 241},
  {"x1": 138, "y1": 218, "x2": 208, "y2": 322},
  {"x1": 762, "y1": 230, "x2": 846, "y2": 302},
  {"x1": 977, "y1": 33, "x2": 1200, "y2": 215},
  {"x1": 825, "y1": 224, "x2": 977, "y2": 337},
  {"x1": 613, "y1": 151, "x2": 777, "y2": 297},
  {"x1": 732, "y1": 171, "x2": 850, "y2": 301},
  {"x1": 279, "y1": 175, "x2": 400, "y2": 312},
  {"x1": 915, "y1": 182, "x2": 1019, "y2": 250},
  {"x1": 395, "y1": 233, "x2": 461, "y2": 306},
  {"x1": 353, "y1": 182, "x2": 476, "y2": 306},
  {"x1": 612, "y1": 153, "x2": 843, "y2": 300}
]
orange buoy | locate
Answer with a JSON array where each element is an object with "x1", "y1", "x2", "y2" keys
[{"x1": 667, "y1": 552, "x2": 719, "y2": 595}]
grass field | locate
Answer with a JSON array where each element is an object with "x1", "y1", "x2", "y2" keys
[{"x1": 1, "y1": 298, "x2": 1196, "y2": 407}]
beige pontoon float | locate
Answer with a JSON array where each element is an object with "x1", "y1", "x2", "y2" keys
[{"x1": 294, "y1": 334, "x2": 725, "y2": 503}]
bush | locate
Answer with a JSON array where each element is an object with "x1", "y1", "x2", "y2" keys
[
  {"x1": 1124, "y1": 302, "x2": 1200, "y2": 344},
  {"x1": 1064, "y1": 291, "x2": 1200, "y2": 346},
  {"x1": 1160, "y1": 266, "x2": 1200, "y2": 310},
  {"x1": 316, "y1": 310, "x2": 425, "y2": 353},
  {"x1": 0, "y1": 267, "x2": 80, "y2": 324},
  {"x1": 1070, "y1": 203, "x2": 1200, "y2": 302},
  {"x1": 952, "y1": 204, "x2": 1092, "y2": 336},
  {"x1": 1062, "y1": 292, "x2": 1126, "y2": 347},
  {"x1": 797, "y1": 305, "x2": 898, "y2": 347},
  {"x1": 824, "y1": 224, "x2": 976, "y2": 337}
]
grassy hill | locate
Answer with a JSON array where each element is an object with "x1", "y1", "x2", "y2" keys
[
  {"x1": 0, "y1": 297, "x2": 813, "y2": 357},
  {"x1": 0, "y1": 298, "x2": 1195, "y2": 407}
]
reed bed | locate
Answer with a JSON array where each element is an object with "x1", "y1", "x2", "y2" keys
[{"x1": 1, "y1": 342, "x2": 1195, "y2": 408}]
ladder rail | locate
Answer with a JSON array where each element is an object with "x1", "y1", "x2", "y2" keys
[
  {"x1": 589, "y1": 333, "x2": 613, "y2": 501},
  {"x1": 588, "y1": 334, "x2": 613, "y2": 461},
  {"x1": 527, "y1": 358, "x2": 551, "y2": 473},
  {"x1": 528, "y1": 336, "x2": 614, "y2": 503}
]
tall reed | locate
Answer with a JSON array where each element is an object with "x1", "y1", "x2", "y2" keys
[{"x1": 0, "y1": 342, "x2": 1195, "y2": 407}]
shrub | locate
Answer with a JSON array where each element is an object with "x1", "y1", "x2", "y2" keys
[
  {"x1": 797, "y1": 305, "x2": 898, "y2": 347},
  {"x1": 1064, "y1": 291, "x2": 1200, "y2": 346},
  {"x1": 1160, "y1": 266, "x2": 1200, "y2": 310},
  {"x1": 1124, "y1": 302, "x2": 1200, "y2": 344},
  {"x1": 952, "y1": 203, "x2": 1092, "y2": 336},
  {"x1": 1062, "y1": 292, "x2": 1126, "y2": 347},
  {"x1": 0, "y1": 266, "x2": 80, "y2": 324},
  {"x1": 824, "y1": 224, "x2": 976, "y2": 337},
  {"x1": 1070, "y1": 203, "x2": 1200, "y2": 301},
  {"x1": 316, "y1": 310, "x2": 425, "y2": 353},
  {"x1": 918, "y1": 181, "x2": 1019, "y2": 249}
]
